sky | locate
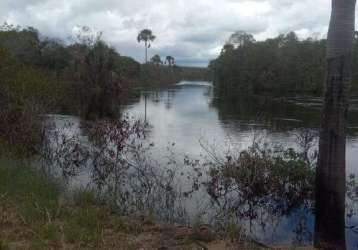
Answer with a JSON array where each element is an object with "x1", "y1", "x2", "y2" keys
[{"x1": 0, "y1": 0, "x2": 335, "y2": 66}]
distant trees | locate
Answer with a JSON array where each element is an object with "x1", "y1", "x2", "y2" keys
[
  {"x1": 0, "y1": 24, "x2": 140, "y2": 120},
  {"x1": 137, "y1": 29, "x2": 156, "y2": 63},
  {"x1": 150, "y1": 54, "x2": 175, "y2": 67},
  {"x1": 228, "y1": 30, "x2": 255, "y2": 48},
  {"x1": 210, "y1": 31, "x2": 327, "y2": 96},
  {"x1": 0, "y1": 24, "x2": 198, "y2": 122},
  {"x1": 165, "y1": 56, "x2": 175, "y2": 66},
  {"x1": 114, "y1": 55, "x2": 140, "y2": 80},
  {"x1": 0, "y1": 23, "x2": 41, "y2": 65},
  {"x1": 211, "y1": 29, "x2": 358, "y2": 98},
  {"x1": 150, "y1": 54, "x2": 162, "y2": 66}
]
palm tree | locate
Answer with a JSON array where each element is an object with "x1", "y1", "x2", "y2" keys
[
  {"x1": 165, "y1": 56, "x2": 175, "y2": 66},
  {"x1": 150, "y1": 54, "x2": 162, "y2": 66},
  {"x1": 137, "y1": 29, "x2": 156, "y2": 63},
  {"x1": 315, "y1": 1, "x2": 356, "y2": 249}
]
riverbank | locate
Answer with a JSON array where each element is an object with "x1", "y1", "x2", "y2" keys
[{"x1": 0, "y1": 160, "x2": 317, "y2": 250}]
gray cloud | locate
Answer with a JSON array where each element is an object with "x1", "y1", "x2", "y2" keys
[{"x1": 0, "y1": 0, "x2": 336, "y2": 66}]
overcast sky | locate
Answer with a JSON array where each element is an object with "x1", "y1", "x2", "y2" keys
[{"x1": 0, "y1": 0, "x2": 337, "y2": 66}]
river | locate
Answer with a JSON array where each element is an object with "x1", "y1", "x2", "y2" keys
[{"x1": 51, "y1": 80, "x2": 358, "y2": 248}]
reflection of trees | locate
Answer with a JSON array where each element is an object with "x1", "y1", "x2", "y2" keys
[
  {"x1": 212, "y1": 93, "x2": 358, "y2": 136},
  {"x1": 44, "y1": 116, "x2": 358, "y2": 247},
  {"x1": 144, "y1": 89, "x2": 177, "y2": 110},
  {"x1": 292, "y1": 210, "x2": 313, "y2": 246},
  {"x1": 164, "y1": 90, "x2": 176, "y2": 109},
  {"x1": 211, "y1": 94, "x2": 321, "y2": 132}
]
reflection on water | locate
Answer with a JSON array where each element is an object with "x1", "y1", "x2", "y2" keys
[
  {"x1": 50, "y1": 81, "x2": 358, "y2": 249},
  {"x1": 123, "y1": 81, "x2": 358, "y2": 248},
  {"x1": 126, "y1": 82, "x2": 358, "y2": 176}
]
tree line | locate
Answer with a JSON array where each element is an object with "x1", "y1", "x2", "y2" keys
[
  {"x1": 0, "y1": 24, "x2": 210, "y2": 155},
  {"x1": 0, "y1": 24, "x2": 143, "y2": 119},
  {"x1": 209, "y1": 30, "x2": 358, "y2": 97}
]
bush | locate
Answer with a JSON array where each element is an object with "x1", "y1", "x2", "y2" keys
[
  {"x1": 204, "y1": 140, "x2": 315, "y2": 226},
  {"x1": 0, "y1": 48, "x2": 60, "y2": 157}
]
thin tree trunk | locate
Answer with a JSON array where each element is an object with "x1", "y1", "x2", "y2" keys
[
  {"x1": 314, "y1": 1, "x2": 356, "y2": 249},
  {"x1": 145, "y1": 41, "x2": 148, "y2": 63}
]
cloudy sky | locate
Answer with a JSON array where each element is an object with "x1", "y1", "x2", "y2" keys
[{"x1": 0, "y1": 0, "x2": 335, "y2": 66}]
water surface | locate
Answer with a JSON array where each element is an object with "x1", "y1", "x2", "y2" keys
[
  {"x1": 51, "y1": 81, "x2": 358, "y2": 248},
  {"x1": 123, "y1": 81, "x2": 358, "y2": 248}
]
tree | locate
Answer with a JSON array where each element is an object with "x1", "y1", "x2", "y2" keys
[
  {"x1": 78, "y1": 41, "x2": 122, "y2": 120},
  {"x1": 150, "y1": 54, "x2": 162, "y2": 66},
  {"x1": 315, "y1": 1, "x2": 356, "y2": 249},
  {"x1": 137, "y1": 29, "x2": 156, "y2": 63},
  {"x1": 210, "y1": 31, "x2": 330, "y2": 96},
  {"x1": 0, "y1": 24, "x2": 41, "y2": 64},
  {"x1": 165, "y1": 56, "x2": 175, "y2": 66},
  {"x1": 228, "y1": 31, "x2": 255, "y2": 48},
  {"x1": 38, "y1": 39, "x2": 70, "y2": 75},
  {"x1": 73, "y1": 25, "x2": 102, "y2": 47},
  {"x1": 220, "y1": 43, "x2": 234, "y2": 55}
]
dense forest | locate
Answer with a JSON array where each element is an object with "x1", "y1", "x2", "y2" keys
[
  {"x1": 0, "y1": 24, "x2": 209, "y2": 116},
  {"x1": 210, "y1": 31, "x2": 358, "y2": 97},
  {"x1": 0, "y1": 23, "x2": 209, "y2": 156}
]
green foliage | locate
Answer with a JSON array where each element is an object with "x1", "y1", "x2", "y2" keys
[
  {"x1": 0, "y1": 23, "x2": 209, "y2": 126},
  {"x1": 75, "y1": 40, "x2": 122, "y2": 120},
  {"x1": 228, "y1": 30, "x2": 255, "y2": 47},
  {"x1": 38, "y1": 39, "x2": 71, "y2": 72},
  {"x1": 63, "y1": 206, "x2": 105, "y2": 245},
  {"x1": 115, "y1": 55, "x2": 141, "y2": 79},
  {"x1": 137, "y1": 29, "x2": 156, "y2": 63},
  {"x1": 137, "y1": 29, "x2": 156, "y2": 43},
  {"x1": 150, "y1": 54, "x2": 162, "y2": 66},
  {"x1": 0, "y1": 47, "x2": 59, "y2": 156},
  {"x1": 72, "y1": 188, "x2": 99, "y2": 207},
  {"x1": 0, "y1": 161, "x2": 105, "y2": 247},
  {"x1": 139, "y1": 63, "x2": 182, "y2": 86},
  {"x1": 165, "y1": 55, "x2": 175, "y2": 66},
  {"x1": 35, "y1": 223, "x2": 60, "y2": 242},
  {"x1": 0, "y1": 24, "x2": 140, "y2": 120},
  {"x1": 210, "y1": 31, "x2": 326, "y2": 97},
  {"x1": 0, "y1": 160, "x2": 61, "y2": 224},
  {"x1": 0, "y1": 23, "x2": 41, "y2": 65},
  {"x1": 205, "y1": 140, "x2": 316, "y2": 223}
]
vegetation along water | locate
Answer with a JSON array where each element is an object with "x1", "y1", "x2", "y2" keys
[{"x1": 1, "y1": 1, "x2": 358, "y2": 249}]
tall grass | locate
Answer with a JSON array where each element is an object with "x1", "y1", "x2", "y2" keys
[
  {"x1": 0, "y1": 159, "x2": 60, "y2": 203},
  {"x1": 0, "y1": 159, "x2": 61, "y2": 223}
]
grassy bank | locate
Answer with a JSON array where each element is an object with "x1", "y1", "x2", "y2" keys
[{"x1": 0, "y1": 160, "x2": 278, "y2": 250}]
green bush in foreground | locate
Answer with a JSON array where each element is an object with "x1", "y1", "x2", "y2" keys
[
  {"x1": 0, "y1": 160, "x2": 61, "y2": 222},
  {"x1": 0, "y1": 160, "x2": 106, "y2": 247}
]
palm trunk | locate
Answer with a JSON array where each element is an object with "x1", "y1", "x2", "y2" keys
[
  {"x1": 145, "y1": 41, "x2": 148, "y2": 63},
  {"x1": 314, "y1": 1, "x2": 356, "y2": 249}
]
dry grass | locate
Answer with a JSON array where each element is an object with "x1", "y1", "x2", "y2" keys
[{"x1": 0, "y1": 194, "x2": 272, "y2": 250}]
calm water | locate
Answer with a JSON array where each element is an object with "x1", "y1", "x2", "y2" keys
[
  {"x1": 124, "y1": 81, "x2": 358, "y2": 248},
  {"x1": 125, "y1": 81, "x2": 358, "y2": 176},
  {"x1": 51, "y1": 81, "x2": 358, "y2": 248}
]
